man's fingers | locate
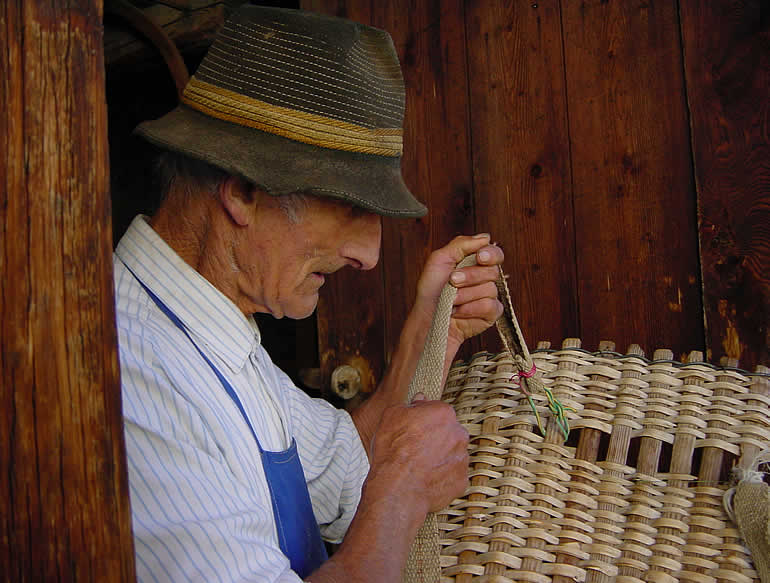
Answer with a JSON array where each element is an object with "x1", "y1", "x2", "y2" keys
[
  {"x1": 440, "y1": 233, "x2": 492, "y2": 265},
  {"x1": 475, "y1": 243, "x2": 504, "y2": 266},
  {"x1": 448, "y1": 241, "x2": 503, "y2": 286},
  {"x1": 449, "y1": 264, "x2": 500, "y2": 288},
  {"x1": 452, "y1": 281, "x2": 498, "y2": 305},
  {"x1": 452, "y1": 296, "x2": 504, "y2": 322}
]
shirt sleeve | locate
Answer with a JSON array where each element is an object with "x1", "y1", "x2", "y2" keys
[
  {"x1": 273, "y1": 361, "x2": 370, "y2": 544},
  {"x1": 119, "y1": 323, "x2": 303, "y2": 583}
]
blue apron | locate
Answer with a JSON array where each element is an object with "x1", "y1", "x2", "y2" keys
[{"x1": 128, "y1": 269, "x2": 328, "y2": 577}]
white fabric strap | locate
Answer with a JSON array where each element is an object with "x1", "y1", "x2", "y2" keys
[{"x1": 403, "y1": 254, "x2": 477, "y2": 583}]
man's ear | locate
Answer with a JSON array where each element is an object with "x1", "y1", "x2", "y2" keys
[{"x1": 218, "y1": 176, "x2": 256, "y2": 226}]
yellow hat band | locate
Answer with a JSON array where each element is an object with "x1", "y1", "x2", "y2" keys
[{"x1": 182, "y1": 77, "x2": 403, "y2": 157}]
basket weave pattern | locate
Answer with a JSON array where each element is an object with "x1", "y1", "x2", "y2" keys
[{"x1": 437, "y1": 339, "x2": 770, "y2": 583}]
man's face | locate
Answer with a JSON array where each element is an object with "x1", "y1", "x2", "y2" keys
[{"x1": 237, "y1": 193, "x2": 382, "y2": 319}]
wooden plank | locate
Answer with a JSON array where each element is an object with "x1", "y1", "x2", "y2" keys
[
  {"x1": 0, "y1": 1, "x2": 135, "y2": 581},
  {"x1": 465, "y1": 0, "x2": 579, "y2": 353},
  {"x1": 680, "y1": 0, "x2": 770, "y2": 370},
  {"x1": 562, "y1": 0, "x2": 704, "y2": 358}
]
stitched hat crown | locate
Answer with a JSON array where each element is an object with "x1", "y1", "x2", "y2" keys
[
  {"x1": 182, "y1": 7, "x2": 405, "y2": 157},
  {"x1": 134, "y1": 6, "x2": 427, "y2": 218}
]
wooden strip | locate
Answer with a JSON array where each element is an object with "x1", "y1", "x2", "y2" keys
[
  {"x1": 457, "y1": 356, "x2": 513, "y2": 581},
  {"x1": 737, "y1": 365, "x2": 770, "y2": 466},
  {"x1": 699, "y1": 362, "x2": 743, "y2": 484},
  {"x1": 571, "y1": 346, "x2": 617, "y2": 571},
  {"x1": 562, "y1": 0, "x2": 703, "y2": 359},
  {"x1": 680, "y1": 363, "x2": 742, "y2": 579},
  {"x1": 484, "y1": 359, "x2": 541, "y2": 579},
  {"x1": 0, "y1": 1, "x2": 135, "y2": 581},
  {"x1": 680, "y1": 0, "x2": 770, "y2": 371},
  {"x1": 617, "y1": 349, "x2": 679, "y2": 582},
  {"x1": 636, "y1": 350, "x2": 677, "y2": 477},
  {"x1": 558, "y1": 343, "x2": 645, "y2": 583},
  {"x1": 465, "y1": 1, "x2": 579, "y2": 352},
  {"x1": 517, "y1": 339, "x2": 582, "y2": 580},
  {"x1": 647, "y1": 351, "x2": 710, "y2": 582}
]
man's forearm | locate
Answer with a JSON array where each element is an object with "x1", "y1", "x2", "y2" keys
[{"x1": 305, "y1": 475, "x2": 427, "y2": 583}]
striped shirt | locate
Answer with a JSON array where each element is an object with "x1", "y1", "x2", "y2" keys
[{"x1": 114, "y1": 215, "x2": 369, "y2": 582}]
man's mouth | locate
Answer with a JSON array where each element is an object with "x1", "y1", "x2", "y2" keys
[{"x1": 313, "y1": 265, "x2": 341, "y2": 279}]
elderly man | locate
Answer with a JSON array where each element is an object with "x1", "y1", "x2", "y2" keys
[{"x1": 114, "y1": 5, "x2": 504, "y2": 582}]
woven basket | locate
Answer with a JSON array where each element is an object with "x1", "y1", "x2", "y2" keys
[{"x1": 437, "y1": 338, "x2": 770, "y2": 583}]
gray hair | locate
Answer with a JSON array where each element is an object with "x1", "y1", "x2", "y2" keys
[
  {"x1": 155, "y1": 150, "x2": 229, "y2": 204},
  {"x1": 155, "y1": 150, "x2": 308, "y2": 223},
  {"x1": 276, "y1": 192, "x2": 309, "y2": 224}
]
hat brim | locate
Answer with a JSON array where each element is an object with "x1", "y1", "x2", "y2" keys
[{"x1": 134, "y1": 106, "x2": 427, "y2": 218}]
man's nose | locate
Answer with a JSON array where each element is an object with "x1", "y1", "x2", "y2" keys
[{"x1": 345, "y1": 214, "x2": 382, "y2": 271}]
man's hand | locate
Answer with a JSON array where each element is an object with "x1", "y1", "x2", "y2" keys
[
  {"x1": 367, "y1": 395, "x2": 470, "y2": 514},
  {"x1": 414, "y1": 233, "x2": 505, "y2": 357},
  {"x1": 310, "y1": 395, "x2": 469, "y2": 583},
  {"x1": 328, "y1": 235, "x2": 501, "y2": 583},
  {"x1": 351, "y1": 233, "x2": 504, "y2": 461}
]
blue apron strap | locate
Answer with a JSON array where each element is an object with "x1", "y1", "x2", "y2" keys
[
  {"x1": 119, "y1": 259, "x2": 328, "y2": 576},
  {"x1": 133, "y1": 274, "x2": 263, "y2": 451}
]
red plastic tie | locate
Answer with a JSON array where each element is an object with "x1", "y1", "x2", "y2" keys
[
  {"x1": 518, "y1": 363, "x2": 537, "y2": 379},
  {"x1": 509, "y1": 363, "x2": 537, "y2": 395}
]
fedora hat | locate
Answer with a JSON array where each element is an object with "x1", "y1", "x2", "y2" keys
[{"x1": 135, "y1": 5, "x2": 427, "y2": 218}]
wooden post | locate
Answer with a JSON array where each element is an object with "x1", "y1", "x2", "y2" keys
[{"x1": 0, "y1": 1, "x2": 135, "y2": 581}]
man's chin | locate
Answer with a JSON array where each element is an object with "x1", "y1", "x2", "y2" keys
[{"x1": 283, "y1": 296, "x2": 320, "y2": 320}]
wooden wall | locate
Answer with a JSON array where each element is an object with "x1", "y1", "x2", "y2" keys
[
  {"x1": 304, "y1": 0, "x2": 769, "y2": 395},
  {"x1": 2, "y1": 0, "x2": 764, "y2": 576}
]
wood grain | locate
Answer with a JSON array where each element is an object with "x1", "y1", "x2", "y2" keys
[
  {"x1": 680, "y1": 0, "x2": 770, "y2": 370},
  {"x1": 0, "y1": 1, "x2": 135, "y2": 581},
  {"x1": 465, "y1": 0, "x2": 579, "y2": 353},
  {"x1": 561, "y1": 0, "x2": 704, "y2": 359}
]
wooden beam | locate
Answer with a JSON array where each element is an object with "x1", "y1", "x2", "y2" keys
[
  {"x1": 104, "y1": 1, "x2": 226, "y2": 67},
  {"x1": 0, "y1": 1, "x2": 136, "y2": 581}
]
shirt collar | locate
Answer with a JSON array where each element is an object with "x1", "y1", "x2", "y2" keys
[{"x1": 115, "y1": 215, "x2": 259, "y2": 373}]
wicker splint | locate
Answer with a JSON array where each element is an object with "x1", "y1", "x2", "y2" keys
[{"x1": 437, "y1": 339, "x2": 770, "y2": 583}]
